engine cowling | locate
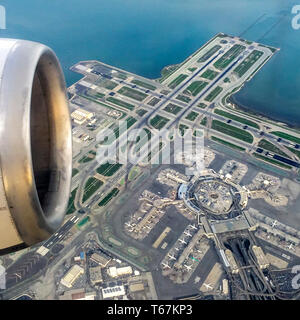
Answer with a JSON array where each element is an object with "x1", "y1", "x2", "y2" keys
[{"x1": 0, "y1": 39, "x2": 72, "y2": 254}]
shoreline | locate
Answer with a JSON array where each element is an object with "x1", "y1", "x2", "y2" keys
[
  {"x1": 157, "y1": 63, "x2": 300, "y2": 133},
  {"x1": 229, "y1": 94, "x2": 300, "y2": 132},
  {"x1": 71, "y1": 57, "x2": 300, "y2": 135}
]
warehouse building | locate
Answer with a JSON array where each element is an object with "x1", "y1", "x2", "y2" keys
[
  {"x1": 60, "y1": 265, "x2": 84, "y2": 288},
  {"x1": 71, "y1": 108, "x2": 94, "y2": 125},
  {"x1": 90, "y1": 252, "x2": 111, "y2": 268},
  {"x1": 108, "y1": 266, "x2": 133, "y2": 278}
]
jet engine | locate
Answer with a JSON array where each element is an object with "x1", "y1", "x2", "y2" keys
[{"x1": 0, "y1": 39, "x2": 72, "y2": 254}]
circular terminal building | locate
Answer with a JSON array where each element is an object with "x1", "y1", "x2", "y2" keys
[{"x1": 178, "y1": 172, "x2": 248, "y2": 220}]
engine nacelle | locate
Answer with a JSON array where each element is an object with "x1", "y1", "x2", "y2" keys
[{"x1": 0, "y1": 39, "x2": 72, "y2": 254}]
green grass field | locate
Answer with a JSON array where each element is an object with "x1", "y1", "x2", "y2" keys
[
  {"x1": 67, "y1": 188, "x2": 78, "y2": 214},
  {"x1": 114, "y1": 116, "x2": 137, "y2": 139},
  {"x1": 179, "y1": 124, "x2": 189, "y2": 136},
  {"x1": 93, "y1": 92, "x2": 105, "y2": 99},
  {"x1": 253, "y1": 153, "x2": 292, "y2": 170},
  {"x1": 134, "y1": 128, "x2": 152, "y2": 153},
  {"x1": 98, "y1": 188, "x2": 119, "y2": 207},
  {"x1": 128, "y1": 166, "x2": 141, "y2": 181},
  {"x1": 118, "y1": 86, "x2": 148, "y2": 102},
  {"x1": 200, "y1": 117, "x2": 207, "y2": 126},
  {"x1": 197, "y1": 45, "x2": 221, "y2": 63},
  {"x1": 96, "y1": 162, "x2": 123, "y2": 177},
  {"x1": 176, "y1": 95, "x2": 191, "y2": 103},
  {"x1": 271, "y1": 131, "x2": 300, "y2": 144},
  {"x1": 214, "y1": 109, "x2": 259, "y2": 129},
  {"x1": 115, "y1": 72, "x2": 127, "y2": 80},
  {"x1": 107, "y1": 97, "x2": 135, "y2": 111},
  {"x1": 147, "y1": 97, "x2": 161, "y2": 106},
  {"x1": 78, "y1": 151, "x2": 96, "y2": 164},
  {"x1": 197, "y1": 103, "x2": 207, "y2": 109},
  {"x1": 204, "y1": 86, "x2": 223, "y2": 102},
  {"x1": 150, "y1": 115, "x2": 170, "y2": 130},
  {"x1": 211, "y1": 136, "x2": 246, "y2": 151},
  {"x1": 163, "y1": 103, "x2": 182, "y2": 115},
  {"x1": 212, "y1": 120, "x2": 253, "y2": 143},
  {"x1": 214, "y1": 44, "x2": 246, "y2": 70},
  {"x1": 77, "y1": 216, "x2": 90, "y2": 228},
  {"x1": 184, "y1": 81, "x2": 208, "y2": 96},
  {"x1": 131, "y1": 79, "x2": 156, "y2": 91},
  {"x1": 200, "y1": 68, "x2": 219, "y2": 80},
  {"x1": 168, "y1": 74, "x2": 188, "y2": 89},
  {"x1": 82, "y1": 177, "x2": 104, "y2": 203},
  {"x1": 233, "y1": 50, "x2": 263, "y2": 77},
  {"x1": 258, "y1": 139, "x2": 291, "y2": 158},
  {"x1": 185, "y1": 111, "x2": 199, "y2": 122},
  {"x1": 101, "y1": 80, "x2": 118, "y2": 90},
  {"x1": 159, "y1": 65, "x2": 180, "y2": 83},
  {"x1": 136, "y1": 109, "x2": 148, "y2": 117},
  {"x1": 72, "y1": 169, "x2": 79, "y2": 177},
  {"x1": 287, "y1": 147, "x2": 300, "y2": 159}
]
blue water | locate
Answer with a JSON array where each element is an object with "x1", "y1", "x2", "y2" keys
[{"x1": 1, "y1": 0, "x2": 299, "y2": 126}]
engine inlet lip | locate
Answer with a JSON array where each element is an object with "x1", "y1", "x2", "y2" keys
[{"x1": 0, "y1": 39, "x2": 72, "y2": 246}]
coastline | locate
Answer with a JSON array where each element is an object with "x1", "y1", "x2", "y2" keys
[
  {"x1": 229, "y1": 94, "x2": 300, "y2": 132},
  {"x1": 157, "y1": 62, "x2": 300, "y2": 134}
]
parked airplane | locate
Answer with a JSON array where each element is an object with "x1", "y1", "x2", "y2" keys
[
  {"x1": 184, "y1": 231, "x2": 192, "y2": 237},
  {"x1": 189, "y1": 224, "x2": 197, "y2": 230},
  {"x1": 168, "y1": 254, "x2": 176, "y2": 261},
  {"x1": 287, "y1": 243, "x2": 295, "y2": 251},
  {"x1": 203, "y1": 283, "x2": 213, "y2": 290},
  {"x1": 271, "y1": 220, "x2": 278, "y2": 228},
  {"x1": 184, "y1": 264, "x2": 192, "y2": 271},
  {"x1": 179, "y1": 238, "x2": 187, "y2": 245},
  {"x1": 161, "y1": 262, "x2": 170, "y2": 269}
]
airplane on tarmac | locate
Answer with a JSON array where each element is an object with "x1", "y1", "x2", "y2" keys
[
  {"x1": 161, "y1": 262, "x2": 171, "y2": 269},
  {"x1": 287, "y1": 243, "x2": 295, "y2": 251},
  {"x1": 184, "y1": 264, "x2": 192, "y2": 271},
  {"x1": 184, "y1": 231, "x2": 192, "y2": 237},
  {"x1": 125, "y1": 222, "x2": 133, "y2": 228},
  {"x1": 168, "y1": 254, "x2": 176, "y2": 261},
  {"x1": 179, "y1": 238, "x2": 187, "y2": 245},
  {"x1": 189, "y1": 224, "x2": 198, "y2": 230},
  {"x1": 203, "y1": 283, "x2": 213, "y2": 290},
  {"x1": 271, "y1": 220, "x2": 278, "y2": 228}
]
